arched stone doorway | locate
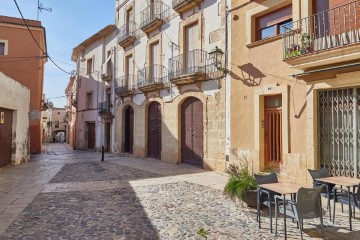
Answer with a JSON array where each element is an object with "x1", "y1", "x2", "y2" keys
[
  {"x1": 124, "y1": 105, "x2": 134, "y2": 153},
  {"x1": 181, "y1": 97, "x2": 204, "y2": 167},
  {"x1": 147, "y1": 102, "x2": 161, "y2": 159}
]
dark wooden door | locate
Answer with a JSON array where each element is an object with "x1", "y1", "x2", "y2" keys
[
  {"x1": 181, "y1": 97, "x2": 203, "y2": 167},
  {"x1": 124, "y1": 106, "x2": 134, "y2": 153},
  {"x1": 0, "y1": 108, "x2": 13, "y2": 168},
  {"x1": 105, "y1": 122, "x2": 111, "y2": 152},
  {"x1": 87, "y1": 122, "x2": 95, "y2": 149},
  {"x1": 148, "y1": 102, "x2": 161, "y2": 159}
]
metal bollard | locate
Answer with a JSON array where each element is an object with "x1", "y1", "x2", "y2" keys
[{"x1": 101, "y1": 146, "x2": 104, "y2": 162}]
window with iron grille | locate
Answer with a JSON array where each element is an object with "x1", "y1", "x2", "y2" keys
[
  {"x1": 318, "y1": 87, "x2": 360, "y2": 178},
  {"x1": 55, "y1": 121, "x2": 59, "y2": 128}
]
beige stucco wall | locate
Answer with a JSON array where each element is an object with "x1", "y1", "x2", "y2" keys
[
  {"x1": 0, "y1": 72, "x2": 30, "y2": 165},
  {"x1": 230, "y1": 0, "x2": 310, "y2": 184}
]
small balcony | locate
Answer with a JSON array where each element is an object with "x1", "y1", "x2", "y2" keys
[
  {"x1": 118, "y1": 21, "x2": 137, "y2": 48},
  {"x1": 98, "y1": 101, "x2": 111, "y2": 115},
  {"x1": 115, "y1": 75, "x2": 136, "y2": 97},
  {"x1": 282, "y1": 1, "x2": 360, "y2": 70},
  {"x1": 137, "y1": 65, "x2": 168, "y2": 92},
  {"x1": 168, "y1": 49, "x2": 209, "y2": 85},
  {"x1": 101, "y1": 61, "x2": 112, "y2": 82},
  {"x1": 172, "y1": 0, "x2": 203, "y2": 14},
  {"x1": 140, "y1": 1, "x2": 170, "y2": 34}
]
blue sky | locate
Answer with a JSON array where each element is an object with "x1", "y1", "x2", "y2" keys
[{"x1": 1, "y1": 0, "x2": 115, "y2": 107}]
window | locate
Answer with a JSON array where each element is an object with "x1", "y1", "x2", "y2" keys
[
  {"x1": 86, "y1": 91, "x2": 93, "y2": 109},
  {"x1": 58, "y1": 112, "x2": 60, "y2": 115},
  {"x1": 256, "y1": 5, "x2": 292, "y2": 41},
  {"x1": 55, "y1": 121, "x2": 59, "y2": 128},
  {"x1": 87, "y1": 58, "x2": 93, "y2": 75},
  {"x1": 0, "y1": 42, "x2": 5, "y2": 55}
]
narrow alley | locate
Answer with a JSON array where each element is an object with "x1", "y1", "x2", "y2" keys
[{"x1": 0, "y1": 144, "x2": 358, "y2": 239}]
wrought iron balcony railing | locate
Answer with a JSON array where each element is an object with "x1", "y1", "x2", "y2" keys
[
  {"x1": 118, "y1": 21, "x2": 137, "y2": 47},
  {"x1": 98, "y1": 101, "x2": 111, "y2": 113},
  {"x1": 168, "y1": 49, "x2": 209, "y2": 80},
  {"x1": 137, "y1": 65, "x2": 168, "y2": 90},
  {"x1": 282, "y1": 1, "x2": 360, "y2": 59},
  {"x1": 115, "y1": 75, "x2": 136, "y2": 95},
  {"x1": 140, "y1": 1, "x2": 170, "y2": 31}
]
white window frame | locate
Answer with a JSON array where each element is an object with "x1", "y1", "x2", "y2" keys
[{"x1": 0, "y1": 40, "x2": 9, "y2": 56}]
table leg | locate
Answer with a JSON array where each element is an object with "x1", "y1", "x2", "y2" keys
[
  {"x1": 327, "y1": 184, "x2": 331, "y2": 222},
  {"x1": 348, "y1": 187, "x2": 352, "y2": 231},
  {"x1": 283, "y1": 194, "x2": 287, "y2": 240}
]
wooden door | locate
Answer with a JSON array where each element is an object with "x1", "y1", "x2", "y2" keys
[
  {"x1": 124, "y1": 106, "x2": 134, "y2": 153},
  {"x1": 148, "y1": 102, "x2": 161, "y2": 159},
  {"x1": 150, "y1": 41, "x2": 160, "y2": 80},
  {"x1": 264, "y1": 95, "x2": 282, "y2": 166},
  {"x1": 125, "y1": 55, "x2": 133, "y2": 86},
  {"x1": 105, "y1": 122, "x2": 111, "y2": 152},
  {"x1": 181, "y1": 97, "x2": 204, "y2": 167},
  {"x1": 87, "y1": 122, "x2": 95, "y2": 150},
  {"x1": 0, "y1": 108, "x2": 13, "y2": 168},
  {"x1": 185, "y1": 22, "x2": 199, "y2": 71}
]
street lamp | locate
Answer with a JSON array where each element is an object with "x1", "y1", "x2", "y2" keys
[{"x1": 209, "y1": 46, "x2": 224, "y2": 70}]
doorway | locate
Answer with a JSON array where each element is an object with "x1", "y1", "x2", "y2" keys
[
  {"x1": 148, "y1": 102, "x2": 161, "y2": 159},
  {"x1": 181, "y1": 97, "x2": 204, "y2": 167},
  {"x1": 124, "y1": 105, "x2": 134, "y2": 153}
]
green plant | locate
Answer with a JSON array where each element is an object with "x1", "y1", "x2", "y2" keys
[
  {"x1": 224, "y1": 164, "x2": 258, "y2": 201},
  {"x1": 197, "y1": 228, "x2": 209, "y2": 239}
]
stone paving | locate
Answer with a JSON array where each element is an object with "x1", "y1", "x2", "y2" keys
[
  {"x1": 49, "y1": 162, "x2": 161, "y2": 183},
  {"x1": 0, "y1": 143, "x2": 360, "y2": 239}
]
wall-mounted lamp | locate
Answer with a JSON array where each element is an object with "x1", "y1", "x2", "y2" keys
[{"x1": 209, "y1": 46, "x2": 225, "y2": 71}]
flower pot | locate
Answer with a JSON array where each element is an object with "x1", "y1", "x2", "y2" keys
[{"x1": 242, "y1": 189, "x2": 258, "y2": 208}]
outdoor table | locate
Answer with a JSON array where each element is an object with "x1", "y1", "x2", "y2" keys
[
  {"x1": 316, "y1": 176, "x2": 360, "y2": 231},
  {"x1": 259, "y1": 182, "x2": 304, "y2": 239}
]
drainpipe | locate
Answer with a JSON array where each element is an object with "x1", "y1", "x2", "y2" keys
[{"x1": 111, "y1": 45, "x2": 116, "y2": 153}]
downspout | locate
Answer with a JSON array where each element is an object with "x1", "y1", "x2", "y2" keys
[{"x1": 111, "y1": 45, "x2": 116, "y2": 153}]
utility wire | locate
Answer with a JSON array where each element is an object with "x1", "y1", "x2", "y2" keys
[
  {"x1": 13, "y1": 0, "x2": 74, "y2": 75},
  {"x1": 0, "y1": 57, "x2": 45, "y2": 64}
]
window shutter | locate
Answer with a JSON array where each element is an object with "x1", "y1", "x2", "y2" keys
[
  {"x1": 257, "y1": 5, "x2": 292, "y2": 29},
  {"x1": 92, "y1": 55, "x2": 95, "y2": 73}
]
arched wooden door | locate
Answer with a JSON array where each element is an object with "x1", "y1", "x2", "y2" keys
[
  {"x1": 148, "y1": 102, "x2": 161, "y2": 159},
  {"x1": 181, "y1": 97, "x2": 204, "y2": 167},
  {"x1": 124, "y1": 105, "x2": 134, "y2": 153}
]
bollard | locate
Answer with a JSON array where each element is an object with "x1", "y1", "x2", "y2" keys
[{"x1": 101, "y1": 146, "x2": 104, "y2": 162}]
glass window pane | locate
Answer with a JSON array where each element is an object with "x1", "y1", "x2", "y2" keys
[
  {"x1": 0, "y1": 42, "x2": 5, "y2": 55},
  {"x1": 259, "y1": 26, "x2": 275, "y2": 40},
  {"x1": 279, "y1": 21, "x2": 293, "y2": 34}
]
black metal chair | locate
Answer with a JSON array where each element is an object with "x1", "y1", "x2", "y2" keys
[
  {"x1": 308, "y1": 167, "x2": 339, "y2": 219},
  {"x1": 275, "y1": 185, "x2": 326, "y2": 239},
  {"x1": 333, "y1": 183, "x2": 360, "y2": 224},
  {"x1": 254, "y1": 172, "x2": 279, "y2": 233}
]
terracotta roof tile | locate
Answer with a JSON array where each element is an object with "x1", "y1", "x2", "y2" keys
[{"x1": 0, "y1": 15, "x2": 42, "y2": 28}]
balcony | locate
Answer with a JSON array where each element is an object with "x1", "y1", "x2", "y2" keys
[
  {"x1": 98, "y1": 101, "x2": 111, "y2": 114},
  {"x1": 140, "y1": 1, "x2": 170, "y2": 34},
  {"x1": 137, "y1": 65, "x2": 168, "y2": 92},
  {"x1": 168, "y1": 49, "x2": 210, "y2": 85},
  {"x1": 172, "y1": 0, "x2": 203, "y2": 14},
  {"x1": 101, "y1": 61, "x2": 112, "y2": 82},
  {"x1": 118, "y1": 21, "x2": 137, "y2": 48},
  {"x1": 282, "y1": 1, "x2": 360, "y2": 70},
  {"x1": 115, "y1": 75, "x2": 136, "y2": 97}
]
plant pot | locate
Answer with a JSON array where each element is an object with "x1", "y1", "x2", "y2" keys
[{"x1": 242, "y1": 189, "x2": 258, "y2": 208}]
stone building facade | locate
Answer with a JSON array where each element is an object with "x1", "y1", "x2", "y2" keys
[
  {"x1": 71, "y1": 25, "x2": 117, "y2": 152},
  {"x1": 0, "y1": 72, "x2": 30, "y2": 167},
  {"x1": 114, "y1": 0, "x2": 228, "y2": 171},
  {"x1": 230, "y1": 0, "x2": 360, "y2": 184}
]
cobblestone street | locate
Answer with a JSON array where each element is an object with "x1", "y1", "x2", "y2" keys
[{"x1": 0, "y1": 144, "x2": 359, "y2": 239}]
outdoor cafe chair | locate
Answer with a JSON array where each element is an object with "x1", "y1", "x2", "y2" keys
[
  {"x1": 275, "y1": 185, "x2": 326, "y2": 239},
  {"x1": 308, "y1": 168, "x2": 345, "y2": 216},
  {"x1": 333, "y1": 183, "x2": 360, "y2": 223},
  {"x1": 254, "y1": 172, "x2": 279, "y2": 233}
]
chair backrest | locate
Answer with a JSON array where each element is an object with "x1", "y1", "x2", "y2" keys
[
  {"x1": 296, "y1": 185, "x2": 325, "y2": 217},
  {"x1": 308, "y1": 167, "x2": 330, "y2": 181},
  {"x1": 254, "y1": 172, "x2": 278, "y2": 185}
]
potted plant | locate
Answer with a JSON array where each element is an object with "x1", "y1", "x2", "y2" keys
[
  {"x1": 300, "y1": 33, "x2": 312, "y2": 54},
  {"x1": 223, "y1": 156, "x2": 258, "y2": 208}
]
